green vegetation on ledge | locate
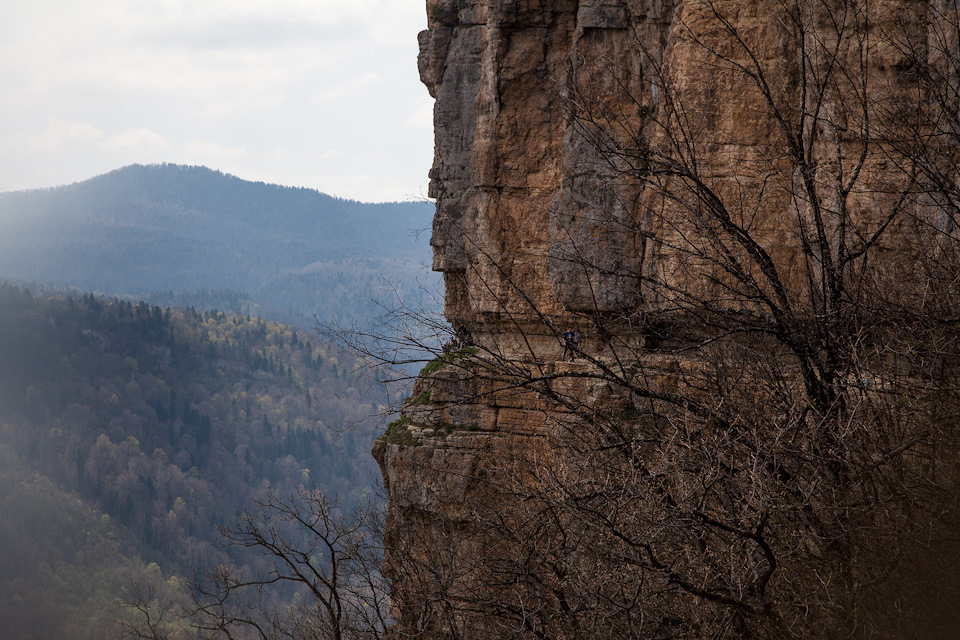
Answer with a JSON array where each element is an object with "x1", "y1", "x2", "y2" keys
[
  {"x1": 380, "y1": 415, "x2": 419, "y2": 446},
  {"x1": 419, "y1": 346, "x2": 478, "y2": 376}
]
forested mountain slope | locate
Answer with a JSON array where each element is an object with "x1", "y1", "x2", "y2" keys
[
  {"x1": 0, "y1": 285, "x2": 386, "y2": 638},
  {"x1": 0, "y1": 164, "x2": 439, "y2": 328},
  {"x1": 0, "y1": 445, "x2": 147, "y2": 640}
]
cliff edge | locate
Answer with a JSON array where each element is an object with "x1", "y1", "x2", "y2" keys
[{"x1": 376, "y1": 0, "x2": 960, "y2": 637}]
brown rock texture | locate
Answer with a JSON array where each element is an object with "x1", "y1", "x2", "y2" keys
[
  {"x1": 422, "y1": 0, "x2": 670, "y2": 356},
  {"x1": 375, "y1": 0, "x2": 959, "y2": 637}
]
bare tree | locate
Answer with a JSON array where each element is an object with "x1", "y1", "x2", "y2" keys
[
  {"x1": 360, "y1": 1, "x2": 960, "y2": 638},
  {"x1": 117, "y1": 580, "x2": 190, "y2": 640},
  {"x1": 118, "y1": 486, "x2": 390, "y2": 640}
]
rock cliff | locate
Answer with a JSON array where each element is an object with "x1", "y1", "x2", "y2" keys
[
  {"x1": 420, "y1": 0, "x2": 666, "y2": 355},
  {"x1": 375, "y1": 0, "x2": 960, "y2": 637}
]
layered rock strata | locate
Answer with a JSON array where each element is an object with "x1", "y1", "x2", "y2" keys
[{"x1": 374, "y1": 0, "x2": 947, "y2": 637}]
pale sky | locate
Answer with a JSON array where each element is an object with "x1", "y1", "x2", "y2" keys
[{"x1": 0, "y1": 0, "x2": 435, "y2": 202}]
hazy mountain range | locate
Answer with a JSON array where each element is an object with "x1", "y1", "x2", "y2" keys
[
  {"x1": 0, "y1": 163, "x2": 440, "y2": 329},
  {"x1": 0, "y1": 165, "x2": 435, "y2": 636}
]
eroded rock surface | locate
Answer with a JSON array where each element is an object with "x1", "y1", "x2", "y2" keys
[{"x1": 376, "y1": 0, "x2": 942, "y2": 636}]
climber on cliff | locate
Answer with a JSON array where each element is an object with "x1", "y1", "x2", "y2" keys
[
  {"x1": 454, "y1": 324, "x2": 473, "y2": 350},
  {"x1": 562, "y1": 327, "x2": 581, "y2": 361}
]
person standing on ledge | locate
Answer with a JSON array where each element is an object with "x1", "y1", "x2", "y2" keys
[
  {"x1": 562, "y1": 327, "x2": 581, "y2": 361},
  {"x1": 562, "y1": 327, "x2": 575, "y2": 361}
]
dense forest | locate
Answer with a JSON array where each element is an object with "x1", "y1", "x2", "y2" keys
[
  {"x1": 0, "y1": 284, "x2": 388, "y2": 639},
  {"x1": 0, "y1": 163, "x2": 440, "y2": 329}
]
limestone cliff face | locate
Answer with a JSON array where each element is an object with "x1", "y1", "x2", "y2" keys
[
  {"x1": 421, "y1": 0, "x2": 675, "y2": 343},
  {"x1": 376, "y1": 4, "x2": 678, "y2": 635},
  {"x1": 375, "y1": 0, "x2": 943, "y2": 636},
  {"x1": 417, "y1": 0, "x2": 923, "y2": 356}
]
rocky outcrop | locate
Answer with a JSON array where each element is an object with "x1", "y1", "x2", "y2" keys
[
  {"x1": 379, "y1": 5, "x2": 678, "y2": 635},
  {"x1": 375, "y1": 0, "x2": 945, "y2": 637},
  {"x1": 421, "y1": 0, "x2": 677, "y2": 351}
]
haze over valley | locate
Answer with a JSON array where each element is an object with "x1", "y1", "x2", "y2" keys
[{"x1": 0, "y1": 164, "x2": 437, "y2": 638}]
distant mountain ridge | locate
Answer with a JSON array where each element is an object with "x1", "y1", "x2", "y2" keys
[{"x1": 0, "y1": 164, "x2": 439, "y2": 328}]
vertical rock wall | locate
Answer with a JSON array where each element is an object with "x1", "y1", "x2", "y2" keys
[
  {"x1": 376, "y1": 0, "x2": 940, "y2": 637},
  {"x1": 421, "y1": 0, "x2": 677, "y2": 359},
  {"x1": 378, "y1": 4, "x2": 679, "y2": 636}
]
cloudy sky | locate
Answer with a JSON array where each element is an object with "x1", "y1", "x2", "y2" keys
[{"x1": 0, "y1": 0, "x2": 434, "y2": 202}]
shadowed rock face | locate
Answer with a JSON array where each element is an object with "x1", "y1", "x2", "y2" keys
[{"x1": 378, "y1": 0, "x2": 947, "y2": 637}]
